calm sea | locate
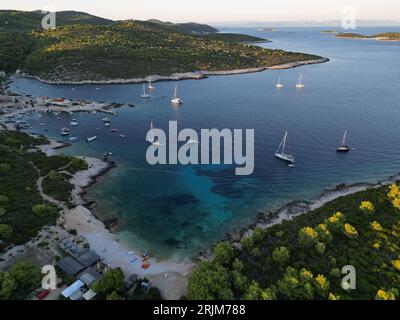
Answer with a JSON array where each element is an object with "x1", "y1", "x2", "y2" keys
[{"x1": 9, "y1": 27, "x2": 400, "y2": 260}]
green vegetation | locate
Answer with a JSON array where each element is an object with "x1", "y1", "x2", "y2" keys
[
  {"x1": 188, "y1": 184, "x2": 400, "y2": 300},
  {"x1": 22, "y1": 22, "x2": 319, "y2": 81},
  {"x1": 141, "y1": 19, "x2": 218, "y2": 35},
  {"x1": 335, "y1": 33, "x2": 369, "y2": 39},
  {"x1": 0, "y1": 32, "x2": 34, "y2": 73},
  {"x1": 92, "y1": 268, "x2": 162, "y2": 300},
  {"x1": 93, "y1": 268, "x2": 125, "y2": 300},
  {"x1": 0, "y1": 10, "x2": 321, "y2": 81},
  {"x1": 204, "y1": 33, "x2": 268, "y2": 43},
  {"x1": 335, "y1": 32, "x2": 400, "y2": 40},
  {"x1": 42, "y1": 171, "x2": 73, "y2": 204},
  {"x1": 0, "y1": 10, "x2": 113, "y2": 32},
  {"x1": 0, "y1": 131, "x2": 87, "y2": 250},
  {"x1": 0, "y1": 261, "x2": 41, "y2": 299},
  {"x1": 372, "y1": 32, "x2": 400, "y2": 40}
]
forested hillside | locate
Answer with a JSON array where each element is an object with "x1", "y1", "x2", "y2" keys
[
  {"x1": 0, "y1": 10, "x2": 321, "y2": 81},
  {"x1": 188, "y1": 184, "x2": 400, "y2": 300}
]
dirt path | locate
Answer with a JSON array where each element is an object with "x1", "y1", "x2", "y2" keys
[{"x1": 36, "y1": 176, "x2": 68, "y2": 211}]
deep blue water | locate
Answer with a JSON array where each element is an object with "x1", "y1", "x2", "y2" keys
[{"x1": 9, "y1": 27, "x2": 400, "y2": 260}]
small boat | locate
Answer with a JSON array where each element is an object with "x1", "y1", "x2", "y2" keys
[
  {"x1": 337, "y1": 130, "x2": 351, "y2": 153},
  {"x1": 275, "y1": 131, "x2": 295, "y2": 164},
  {"x1": 102, "y1": 117, "x2": 110, "y2": 122},
  {"x1": 104, "y1": 122, "x2": 110, "y2": 127},
  {"x1": 276, "y1": 77, "x2": 284, "y2": 88},
  {"x1": 128, "y1": 250, "x2": 136, "y2": 255},
  {"x1": 296, "y1": 74, "x2": 305, "y2": 88},
  {"x1": 95, "y1": 87, "x2": 100, "y2": 90},
  {"x1": 86, "y1": 136, "x2": 98, "y2": 142},
  {"x1": 140, "y1": 84, "x2": 151, "y2": 98},
  {"x1": 119, "y1": 134, "x2": 127, "y2": 139},
  {"x1": 39, "y1": 123, "x2": 45, "y2": 126},
  {"x1": 147, "y1": 121, "x2": 155, "y2": 144},
  {"x1": 147, "y1": 79, "x2": 155, "y2": 90},
  {"x1": 71, "y1": 88, "x2": 76, "y2": 91},
  {"x1": 69, "y1": 137, "x2": 78, "y2": 142},
  {"x1": 61, "y1": 131, "x2": 70, "y2": 136},
  {"x1": 70, "y1": 121, "x2": 78, "y2": 126},
  {"x1": 288, "y1": 164, "x2": 295, "y2": 168},
  {"x1": 171, "y1": 84, "x2": 183, "y2": 104},
  {"x1": 110, "y1": 128, "x2": 119, "y2": 132}
]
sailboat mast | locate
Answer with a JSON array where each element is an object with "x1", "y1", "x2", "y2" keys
[
  {"x1": 342, "y1": 130, "x2": 347, "y2": 146},
  {"x1": 282, "y1": 132, "x2": 287, "y2": 155}
]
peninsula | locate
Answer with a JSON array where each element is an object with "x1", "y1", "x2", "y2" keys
[
  {"x1": 0, "y1": 10, "x2": 326, "y2": 83},
  {"x1": 335, "y1": 32, "x2": 400, "y2": 41}
]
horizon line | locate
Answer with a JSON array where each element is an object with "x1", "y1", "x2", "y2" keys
[{"x1": 1, "y1": 8, "x2": 400, "y2": 26}]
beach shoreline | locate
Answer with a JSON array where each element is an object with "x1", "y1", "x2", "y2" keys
[
  {"x1": 14, "y1": 58, "x2": 329, "y2": 85},
  {"x1": 2, "y1": 72, "x2": 399, "y2": 300},
  {"x1": 0, "y1": 85, "x2": 193, "y2": 299}
]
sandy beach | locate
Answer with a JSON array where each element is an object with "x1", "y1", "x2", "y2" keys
[
  {"x1": 0, "y1": 88, "x2": 193, "y2": 299},
  {"x1": 2, "y1": 69, "x2": 397, "y2": 300}
]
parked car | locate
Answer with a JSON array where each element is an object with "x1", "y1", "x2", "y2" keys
[{"x1": 37, "y1": 290, "x2": 50, "y2": 300}]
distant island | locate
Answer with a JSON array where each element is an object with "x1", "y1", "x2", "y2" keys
[
  {"x1": 320, "y1": 30, "x2": 339, "y2": 34},
  {"x1": 0, "y1": 10, "x2": 327, "y2": 83},
  {"x1": 335, "y1": 32, "x2": 400, "y2": 41},
  {"x1": 257, "y1": 28, "x2": 276, "y2": 32}
]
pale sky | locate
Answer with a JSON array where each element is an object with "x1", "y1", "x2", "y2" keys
[{"x1": 2, "y1": 0, "x2": 400, "y2": 22}]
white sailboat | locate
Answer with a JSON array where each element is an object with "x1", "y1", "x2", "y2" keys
[
  {"x1": 61, "y1": 127, "x2": 70, "y2": 136},
  {"x1": 86, "y1": 136, "x2": 97, "y2": 142},
  {"x1": 276, "y1": 77, "x2": 284, "y2": 88},
  {"x1": 296, "y1": 74, "x2": 305, "y2": 88},
  {"x1": 147, "y1": 79, "x2": 155, "y2": 90},
  {"x1": 147, "y1": 121, "x2": 155, "y2": 144},
  {"x1": 171, "y1": 84, "x2": 183, "y2": 104},
  {"x1": 275, "y1": 131, "x2": 295, "y2": 164},
  {"x1": 140, "y1": 84, "x2": 151, "y2": 98},
  {"x1": 147, "y1": 121, "x2": 163, "y2": 145},
  {"x1": 337, "y1": 130, "x2": 351, "y2": 153}
]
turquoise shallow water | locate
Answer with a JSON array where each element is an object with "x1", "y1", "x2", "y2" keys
[{"x1": 9, "y1": 27, "x2": 400, "y2": 260}]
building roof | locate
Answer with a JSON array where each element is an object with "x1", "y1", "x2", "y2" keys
[
  {"x1": 57, "y1": 256, "x2": 85, "y2": 276},
  {"x1": 69, "y1": 290, "x2": 83, "y2": 301},
  {"x1": 82, "y1": 289, "x2": 97, "y2": 301},
  {"x1": 76, "y1": 250, "x2": 100, "y2": 268},
  {"x1": 78, "y1": 267, "x2": 102, "y2": 286},
  {"x1": 61, "y1": 280, "x2": 85, "y2": 298}
]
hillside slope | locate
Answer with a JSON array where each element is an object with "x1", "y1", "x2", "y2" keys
[
  {"x1": 0, "y1": 11, "x2": 323, "y2": 81},
  {"x1": 0, "y1": 10, "x2": 113, "y2": 32}
]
